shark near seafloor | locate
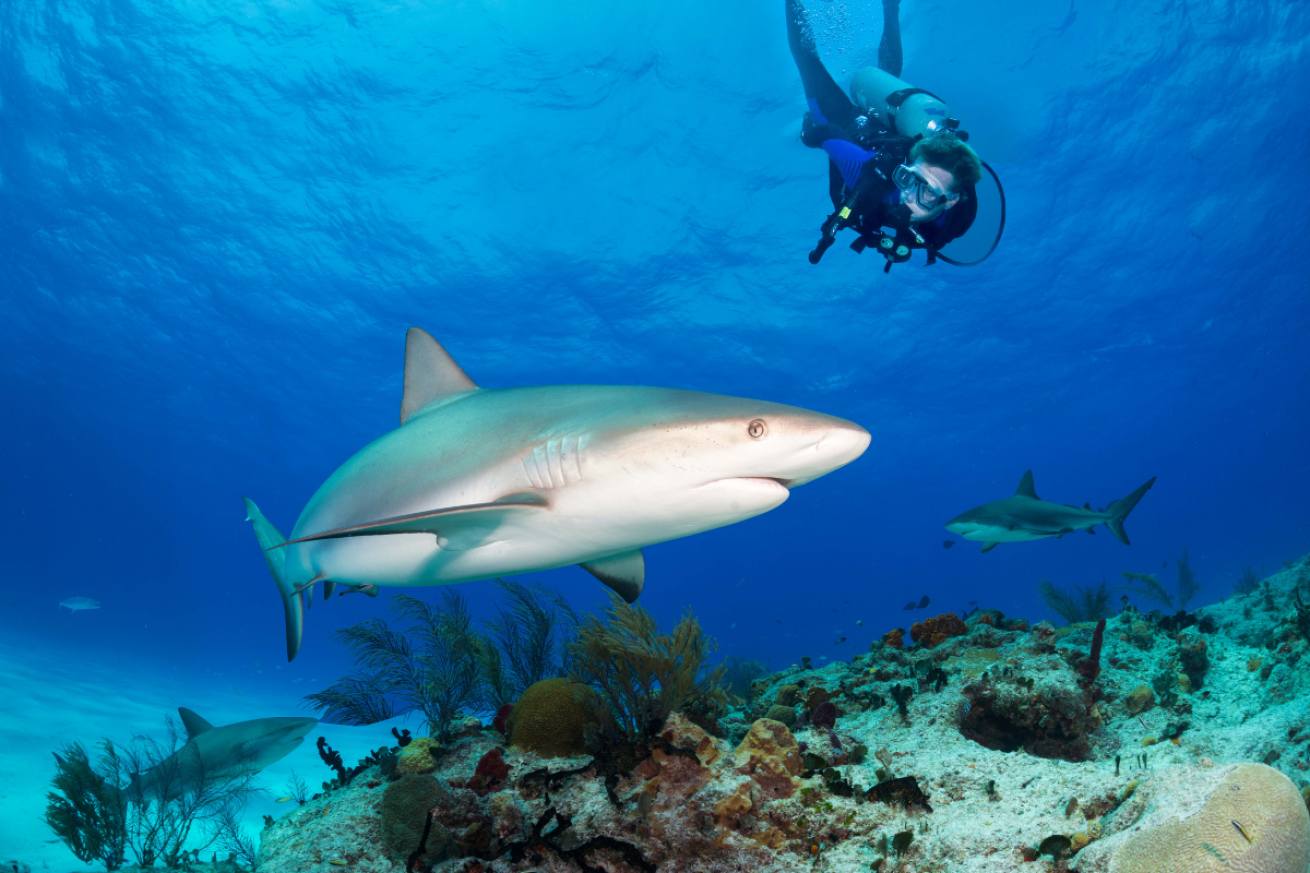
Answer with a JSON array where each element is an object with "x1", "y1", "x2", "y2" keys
[
  {"x1": 125, "y1": 708, "x2": 316, "y2": 802},
  {"x1": 945, "y1": 470, "x2": 1156, "y2": 553},
  {"x1": 244, "y1": 327, "x2": 871, "y2": 659}
]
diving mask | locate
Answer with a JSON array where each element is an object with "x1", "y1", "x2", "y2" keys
[{"x1": 893, "y1": 163, "x2": 952, "y2": 210}]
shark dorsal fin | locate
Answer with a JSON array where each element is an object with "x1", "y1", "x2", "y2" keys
[
  {"x1": 400, "y1": 327, "x2": 479, "y2": 425},
  {"x1": 1014, "y1": 470, "x2": 1040, "y2": 500},
  {"x1": 178, "y1": 707, "x2": 215, "y2": 740}
]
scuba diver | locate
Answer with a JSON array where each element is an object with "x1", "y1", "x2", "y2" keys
[{"x1": 786, "y1": 0, "x2": 1002, "y2": 271}]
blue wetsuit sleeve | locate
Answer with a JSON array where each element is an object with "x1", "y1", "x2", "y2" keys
[{"x1": 821, "y1": 139, "x2": 876, "y2": 189}]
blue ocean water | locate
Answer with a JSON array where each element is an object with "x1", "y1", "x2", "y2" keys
[{"x1": 2, "y1": 0, "x2": 1309, "y2": 859}]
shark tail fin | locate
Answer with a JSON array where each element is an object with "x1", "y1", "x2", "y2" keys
[
  {"x1": 1103, "y1": 477, "x2": 1157, "y2": 545},
  {"x1": 242, "y1": 498, "x2": 304, "y2": 662}
]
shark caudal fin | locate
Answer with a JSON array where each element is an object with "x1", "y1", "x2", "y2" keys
[
  {"x1": 1103, "y1": 477, "x2": 1157, "y2": 545},
  {"x1": 242, "y1": 498, "x2": 304, "y2": 661}
]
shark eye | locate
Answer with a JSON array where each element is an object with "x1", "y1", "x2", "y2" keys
[{"x1": 747, "y1": 419, "x2": 768, "y2": 439}]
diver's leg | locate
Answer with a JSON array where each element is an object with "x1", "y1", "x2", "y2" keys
[
  {"x1": 786, "y1": 0, "x2": 860, "y2": 130},
  {"x1": 878, "y1": 0, "x2": 903, "y2": 77}
]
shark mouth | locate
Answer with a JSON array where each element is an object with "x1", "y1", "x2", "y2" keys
[{"x1": 723, "y1": 477, "x2": 794, "y2": 490}]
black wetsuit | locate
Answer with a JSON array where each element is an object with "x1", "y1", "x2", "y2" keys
[{"x1": 786, "y1": 0, "x2": 974, "y2": 256}]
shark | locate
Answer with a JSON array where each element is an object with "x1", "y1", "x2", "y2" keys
[
  {"x1": 59, "y1": 596, "x2": 100, "y2": 612},
  {"x1": 945, "y1": 470, "x2": 1156, "y2": 553},
  {"x1": 130, "y1": 707, "x2": 317, "y2": 802},
  {"x1": 244, "y1": 327, "x2": 871, "y2": 660}
]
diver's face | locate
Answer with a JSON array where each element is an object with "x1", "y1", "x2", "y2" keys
[{"x1": 901, "y1": 162, "x2": 961, "y2": 222}]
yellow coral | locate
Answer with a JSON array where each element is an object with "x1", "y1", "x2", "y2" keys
[
  {"x1": 733, "y1": 718, "x2": 802, "y2": 800},
  {"x1": 394, "y1": 737, "x2": 440, "y2": 775}
]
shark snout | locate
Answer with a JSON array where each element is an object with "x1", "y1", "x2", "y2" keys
[{"x1": 782, "y1": 420, "x2": 871, "y2": 487}]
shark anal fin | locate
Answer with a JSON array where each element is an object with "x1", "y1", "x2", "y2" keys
[
  {"x1": 178, "y1": 708, "x2": 215, "y2": 740},
  {"x1": 980, "y1": 542, "x2": 999, "y2": 553},
  {"x1": 581, "y1": 550, "x2": 645, "y2": 602},
  {"x1": 400, "y1": 328, "x2": 479, "y2": 425},
  {"x1": 273, "y1": 495, "x2": 549, "y2": 551},
  {"x1": 1014, "y1": 470, "x2": 1040, "y2": 500}
]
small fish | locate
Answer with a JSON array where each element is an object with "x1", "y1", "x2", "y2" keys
[
  {"x1": 968, "y1": 601, "x2": 978, "y2": 607},
  {"x1": 836, "y1": 637, "x2": 846, "y2": 644},
  {"x1": 329, "y1": 861, "x2": 348, "y2": 867},
  {"x1": 1161, "y1": 560, "x2": 1168, "y2": 568},
  {"x1": 856, "y1": 620, "x2": 863, "y2": 627},
  {"x1": 943, "y1": 540, "x2": 954, "y2": 549},
  {"x1": 1232, "y1": 820, "x2": 1251, "y2": 843},
  {"x1": 903, "y1": 601, "x2": 917, "y2": 610},
  {"x1": 918, "y1": 595, "x2": 931, "y2": 609},
  {"x1": 276, "y1": 797, "x2": 294, "y2": 803},
  {"x1": 1065, "y1": 797, "x2": 1079, "y2": 817}
]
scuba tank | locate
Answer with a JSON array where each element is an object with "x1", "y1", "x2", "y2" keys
[{"x1": 848, "y1": 67, "x2": 965, "y2": 141}]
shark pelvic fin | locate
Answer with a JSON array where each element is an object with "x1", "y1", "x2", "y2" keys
[
  {"x1": 1014, "y1": 470, "x2": 1040, "y2": 500},
  {"x1": 273, "y1": 494, "x2": 549, "y2": 550},
  {"x1": 1104, "y1": 476, "x2": 1157, "y2": 545},
  {"x1": 243, "y1": 497, "x2": 304, "y2": 661},
  {"x1": 580, "y1": 550, "x2": 645, "y2": 602},
  {"x1": 980, "y1": 542, "x2": 999, "y2": 553},
  {"x1": 400, "y1": 327, "x2": 479, "y2": 425},
  {"x1": 177, "y1": 708, "x2": 214, "y2": 740}
]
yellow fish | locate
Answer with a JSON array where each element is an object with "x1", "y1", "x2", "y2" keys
[
  {"x1": 275, "y1": 797, "x2": 294, "y2": 803},
  {"x1": 329, "y1": 862, "x2": 348, "y2": 867}
]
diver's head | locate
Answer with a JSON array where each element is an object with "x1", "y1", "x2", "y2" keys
[{"x1": 895, "y1": 133, "x2": 982, "y2": 222}]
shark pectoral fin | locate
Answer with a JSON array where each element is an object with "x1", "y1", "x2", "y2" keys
[
  {"x1": 1014, "y1": 470, "x2": 1040, "y2": 500},
  {"x1": 323, "y1": 579, "x2": 336, "y2": 599},
  {"x1": 243, "y1": 498, "x2": 304, "y2": 662},
  {"x1": 1085, "y1": 526, "x2": 1096, "y2": 534},
  {"x1": 400, "y1": 327, "x2": 479, "y2": 425},
  {"x1": 980, "y1": 542, "x2": 999, "y2": 553},
  {"x1": 177, "y1": 708, "x2": 214, "y2": 741},
  {"x1": 580, "y1": 550, "x2": 645, "y2": 603},
  {"x1": 273, "y1": 496, "x2": 549, "y2": 551}
]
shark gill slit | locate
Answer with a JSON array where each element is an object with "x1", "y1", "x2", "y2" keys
[{"x1": 549, "y1": 436, "x2": 566, "y2": 487}]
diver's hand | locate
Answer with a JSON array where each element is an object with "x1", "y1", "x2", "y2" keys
[{"x1": 801, "y1": 112, "x2": 842, "y2": 148}]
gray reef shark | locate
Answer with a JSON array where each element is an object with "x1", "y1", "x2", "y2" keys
[
  {"x1": 130, "y1": 707, "x2": 316, "y2": 802},
  {"x1": 245, "y1": 327, "x2": 871, "y2": 660},
  {"x1": 945, "y1": 470, "x2": 1156, "y2": 553}
]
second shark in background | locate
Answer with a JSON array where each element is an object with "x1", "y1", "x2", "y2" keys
[{"x1": 945, "y1": 470, "x2": 1156, "y2": 553}]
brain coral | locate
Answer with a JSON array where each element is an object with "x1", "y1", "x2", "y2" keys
[
  {"x1": 1077, "y1": 763, "x2": 1310, "y2": 873},
  {"x1": 507, "y1": 678, "x2": 599, "y2": 758}
]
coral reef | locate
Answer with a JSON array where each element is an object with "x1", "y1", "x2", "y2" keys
[{"x1": 253, "y1": 554, "x2": 1310, "y2": 873}]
